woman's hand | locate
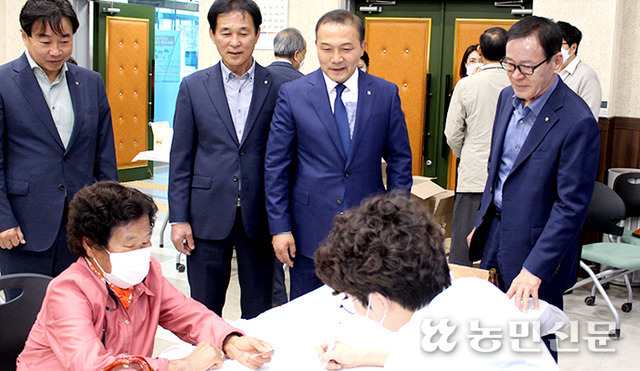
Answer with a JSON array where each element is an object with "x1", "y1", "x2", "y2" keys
[
  {"x1": 168, "y1": 342, "x2": 224, "y2": 371},
  {"x1": 316, "y1": 341, "x2": 389, "y2": 370},
  {"x1": 222, "y1": 334, "x2": 274, "y2": 370}
]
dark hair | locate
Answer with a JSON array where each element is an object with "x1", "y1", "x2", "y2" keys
[
  {"x1": 360, "y1": 50, "x2": 370, "y2": 68},
  {"x1": 274, "y1": 28, "x2": 305, "y2": 58},
  {"x1": 67, "y1": 182, "x2": 157, "y2": 257},
  {"x1": 20, "y1": 0, "x2": 79, "y2": 37},
  {"x1": 208, "y1": 0, "x2": 262, "y2": 35},
  {"x1": 314, "y1": 191, "x2": 451, "y2": 312},
  {"x1": 557, "y1": 21, "x2": 582, "y2": 55},
  {"x1": 480, "y1": 27, "x2": 508, "y2": 62},
  {"x1": 507, "y1": 16, "x2": 562, "y2": 60},
  {"x1": 460, "y1": 44, "x2": 479, "y2": 79},
  {"x1": 315, "y1": 9, "x2": 364, "y2": 43}
]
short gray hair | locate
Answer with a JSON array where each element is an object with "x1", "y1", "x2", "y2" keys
[{"x1": 273, "y1": 28, "x2": 305, "y2": 58}]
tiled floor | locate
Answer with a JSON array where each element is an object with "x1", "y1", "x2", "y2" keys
[{"x1": 137, "y1": 164, "x2": 639, "y2": 370}]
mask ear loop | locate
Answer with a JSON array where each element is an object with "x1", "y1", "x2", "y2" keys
[{"x1": 366, "y1": 293, "x2": 390, "y2": 326}]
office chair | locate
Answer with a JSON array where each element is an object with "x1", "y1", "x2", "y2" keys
[
  {"x1": 0, "y1": 273, "x2": 52, "y2": 370},
  {"x1": 613, "y1": 172, "x2": 640, "y2": 241},
  {"x1": 569, "y1": 182, "x2": 640, "y2": 339}
]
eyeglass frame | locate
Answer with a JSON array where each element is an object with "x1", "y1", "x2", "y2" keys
[{"x1": 500, "y1": 57, "x2": 550, "y2": 76}]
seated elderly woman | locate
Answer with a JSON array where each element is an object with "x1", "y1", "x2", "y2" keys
[
  {"x1": 17, "y1": 182, "x2": 273, "y2": 370},
  {"x1": 314, "y1": 192, "x2": 558, "y2": 370}
]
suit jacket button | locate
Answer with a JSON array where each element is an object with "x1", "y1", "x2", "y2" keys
[
  {"x1": 337, "y1": 198, "x2": 343, "y2": 205},
  {"x1": 63, "y1": 155, "x2": 69, "y2": 162},
  {"x1": 58, "y1": 184, "x2": 65, "y2": 191},
  {"x1": 344, "y1": 172, "x2": 349, "y2": 178},
  {"x1": 239, "y1": 151, "x2": 245, "y2": 156},
  {"x1": 233, "y1": 176, "x2": 239, "y2": 182}
]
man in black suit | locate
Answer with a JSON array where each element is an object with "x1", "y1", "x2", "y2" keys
[{"x1": 267, "y1": 28, "x2": 306, "y2": 81}]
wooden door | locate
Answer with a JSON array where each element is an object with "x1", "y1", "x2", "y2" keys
[
  {"x1": 94, "y1": 3, "x2": 155, "y2": 181},
  {"x1": 365, "y1": 18, "x2": 431, "y2": 175},
  {"x1": 446, "y1": 18, "x2": 517, "y2": 190}
]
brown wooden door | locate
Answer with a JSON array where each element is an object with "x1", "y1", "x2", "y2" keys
[{"x1": 365, "y1": 18, "x2": 431, "y2": 176}]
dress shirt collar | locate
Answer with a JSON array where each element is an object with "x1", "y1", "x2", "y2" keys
[
  {"x1": 322, "y1": 68, "x2": 359, "y2": 96},
  {"x1": 221, "y1": 58, "x2": 256, "y2": 82},
  {"x1": 511, "y1": 75, "x2": 560, "y2": 116},
  {"x1": 561, "y1": 56, "x2": 581, "y2": 76},
  {"x1": 25, "y1": 50, "x2": 68, "y2": 85},
  {"x1": 480, "y1": 62, "x2": 503, "y2": 71},
  {"x1": 275, "y1": 58, "x2": 292, "y2": 65}
]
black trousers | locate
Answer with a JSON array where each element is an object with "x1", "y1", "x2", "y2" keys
[
  {"x1": 449, "y1": 192, "x2": 482, "y2": 266},
  {"x1": 187, "y1": 208, "x2": 274, "y2": 319}
]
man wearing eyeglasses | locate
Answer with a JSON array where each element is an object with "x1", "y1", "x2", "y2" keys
[{"x1": 467, "y1": 16, "x2": 599, "y2": 360}]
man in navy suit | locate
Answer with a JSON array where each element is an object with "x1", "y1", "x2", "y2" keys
[
  {"x1": 265, "y1": 10, "x2": 413, "y2": 299},
  {"x1": 267, "y1": 28, "x2": 306, "y2": 82},
  {"x1": 0, "y1": 0, "x2": 117, "y2": 281},
  {"x1": 266, "y1": 27, "x2": 306, "y2": 307},
  {"x1": 169, "y1": 0, "x2": 287, "y2": 319},
  {"x1": 468, "y1": 16, "x2": 599, "y2": 355}
]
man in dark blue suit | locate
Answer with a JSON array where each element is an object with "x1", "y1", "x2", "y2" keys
[
  {"x1": 0, "y1": 0, "x2": 117, "y2": 281},
  {"x1": 267, "y1": 28, "x2": 306, "y2": 82},
  {"x1": 169, "y1": 0, "x2": 287, "y2": 319},
  {"x1": 266, "y1": 27, "x2": 306, "y2": 307},
  {"x1": 468, "y1": 16, "x2": 599, "y2": 356},
  {"x1": 265, "y1": 10, "x2": 413, "y2": 300}
]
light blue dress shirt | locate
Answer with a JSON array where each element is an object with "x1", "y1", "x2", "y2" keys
[
  {"x1": 493, "y1": 76, "x2": 560, "y2": 210},
  {"x1": 26, "y1": 52, "x2": 74, "y2": 148},
  {"x1": 221, "y1": 60, "x2": 255, "y2": 142}
]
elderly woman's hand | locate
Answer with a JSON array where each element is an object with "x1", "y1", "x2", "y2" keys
[
  {"x1": 168, "y1": 342, "x2": 224, "y2": 371},
  {"x1": 316, "y1": 341, "x2": 389, "y2": 369},
  {"x1": 222, "y1": 334, "x2": 274, "y2": 369}
]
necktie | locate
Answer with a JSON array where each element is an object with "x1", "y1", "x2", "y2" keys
[{"x1": 334, "y1": 84, "x2": 351, "y2": 156}]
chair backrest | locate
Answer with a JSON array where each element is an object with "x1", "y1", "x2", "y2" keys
[
  {"x1": 583, "y1": 182, "x2": 626, "y2": 236},
  {"x1": 613, "y1": 172, "x2": 640, "y2": 218},
  {"x1": 0, "y1": 273, "x2": 52, "y2": 370}
]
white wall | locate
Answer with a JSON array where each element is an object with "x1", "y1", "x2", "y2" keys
[
  {"x1": 197, "y1": 0, "x2": 342, "y2": 75},
  {"x1": 0, "y1": 1, "x2": 26, "y2": 64},
  {"x1": 534, "y1": 0, "x2": 638, "y2": 117}
]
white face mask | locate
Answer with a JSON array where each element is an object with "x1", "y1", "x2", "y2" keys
[
  {"x1": 295, "y1": 52, "x2": 305, "y2": 70},
  {"x1": 561, "y1": 47, "x2": 572, "y2": 64},
  {"x1": 94, "y1": 247, "x2": 152, "y2": 289},
  {"x1": 466, "y1": 62, "x2": 483, "y2": 76}
]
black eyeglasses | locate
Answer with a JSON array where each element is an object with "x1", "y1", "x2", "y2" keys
[{"x1": 501, "y1": 57, "x2": 550, "y2": 76}]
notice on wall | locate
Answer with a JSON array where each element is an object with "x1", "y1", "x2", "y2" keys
[{"x1": 255, "y1": 0, "x2": 288, "y2": 50}]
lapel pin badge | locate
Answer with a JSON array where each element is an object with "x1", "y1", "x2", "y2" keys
[
  {"x1": 75, "y1": 82, "x2": 79, "y2": 85},
  {"x1": 264, "y1": 80, "x2": 268, "y2": 85},
  {"x1": 367, "y1": 90, "x2": 371, "y2": 95},
  {"x1": 545, "y1": 117, "x2": 549, "y2": 122}
]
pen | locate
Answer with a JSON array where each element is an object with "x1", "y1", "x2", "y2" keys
[{"x1": 322, "y1": 339, "x2": 337, "y2": 368}]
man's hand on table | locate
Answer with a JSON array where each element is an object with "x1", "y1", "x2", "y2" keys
[
  {"x1": 506, "y1": 268, "x2": 542, "y2": 313},
  {"x1": 168, "y1": 341, "x2": 224, "y2": 370},
  {"x1": 272, "y1": 233, "x2": 296, "y2": 268},
  {"x1": 223, "y1": 334, "x2": 273, "y2": 370}
]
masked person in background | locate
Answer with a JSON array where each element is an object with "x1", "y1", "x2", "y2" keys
[{"x1": 17, "y1": 182, "x2": 273, "y2": 371}]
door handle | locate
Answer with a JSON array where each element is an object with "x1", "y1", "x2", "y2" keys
[
  {"x1": 442, "y1": 74, "x2": 453, "y2": 158},
  {"x1": 422, "y1": 73, "x2": 432, "y2": 161}
]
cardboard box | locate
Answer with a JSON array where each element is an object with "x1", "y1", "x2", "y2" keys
[
  {"x1": 410, "y1": 176, "x2": 455, "y2": 237},
  {"x1": 449, "y1": 263, "x2": 489, "y2": 280}
]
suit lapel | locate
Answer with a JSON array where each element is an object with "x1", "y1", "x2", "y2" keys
[
  {"x1": 347, "y1": 70, "x2": 373, "y2": 167},
  {"x1": 242, "y1": 64, "x2": 271, "y2": 145},
  {"x1": 509, "y1": 84, "x2": 563, "y2": 176},
  {"x1": 65, "y1": 66, "x2": 83, "y2": 152},
  {"x1": 307, "y1": 70, "x2": 347, "y2": 160},
  {"x1": 204, "y1": 63, "x2": 239, "y2": 146},
  {"x1": 13, "y1": 54, "x2": 65, "y2": 150},
  {"x1": 487, "y1": 91, "x2": 513, "y2": 185}
]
